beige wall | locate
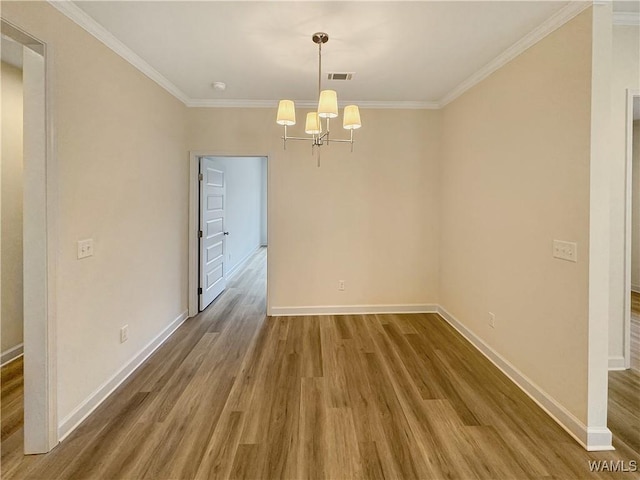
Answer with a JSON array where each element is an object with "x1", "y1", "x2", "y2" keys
[
  {"x1": 610, "y1": 25, "x2": 640, "y2": 360},
  {"x1": 633, "y1": 120, "x2": 640, "y2": 290},
  {"x1": 1, "y1": 61, "x2": 24, "y2": 355},
  {"x1": 188, "y1": 107, "x2": 441, "y2": 309},
  {"x1": 439, "y1": 9, "x2": 592, "y2": 423},
  {"x1": 1, "y1": 2, "x2": 189, "y2": 422}
]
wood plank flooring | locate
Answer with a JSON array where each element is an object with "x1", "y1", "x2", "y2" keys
[
  {"x1": 609, "y1": 368, "x2": 640, "y2": 455},
  {"x1": 1, "y1": 356, "x2": 23, "y2": 442},
  {"x1": 2, "y1": 248, "x2": 640, "y2": 479},
  {"x1": 631, "y1": 291, "x2": 640, "y2": 317}
]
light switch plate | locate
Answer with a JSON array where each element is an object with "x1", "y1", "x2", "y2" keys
[
  {"x1": 77, "y1": 239, "x2": 94, "y2": 259},
  {"x1": 553, "y1": 240, "x2": 577, "y2": 262}
]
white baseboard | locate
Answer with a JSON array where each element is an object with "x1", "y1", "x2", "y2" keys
[
  {"x1": 608, "y1": 355, "x2": 627, "y2": 371},
  {"x1": 58, "y1": 310, "x2": 188, "y2": 441},
  {"x1": 227, "y1": 245, "x2": 262, "y2": 280},
  {"x1": 586, "y1": 427, "x2": 615, "y2": 452},
  {"x1": 631, "y1": 284, "x2": 640, "y2": 294},
  {"x1": 436, "y1": 306, "x2": 613, "y2": 451},
  {"x1": 269, "y1": 304, "x2": 438, "y2": 317},
  {"x1": 1, "y1": 343, "x2": 24, "y2": 366}
]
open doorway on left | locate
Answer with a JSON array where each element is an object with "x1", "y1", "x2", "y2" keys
[
  {"x1": 1, "y1": 34, "x2": 25, "y2": 444},
  {"x1": 1, "y1": 20, "x2": 57, "y2": 457}
]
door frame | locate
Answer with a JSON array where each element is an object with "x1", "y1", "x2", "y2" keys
[
  {"x1": 623, "y1": 88, "x2": 640, "y2": 370},
  {"x1": 1, "y1": 20, "x2": 59, "y2": 453},
  {"x1": 188, "y1": 152, "x2": 270, "y2": 317}
]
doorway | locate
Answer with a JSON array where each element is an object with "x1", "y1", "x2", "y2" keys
[
  {"x1": 189, "y1": 154, "x2": 268, "y2": 315},
  {"x1": 0, "y1": 20, "x2": 57, "y2": 454},
  {"x1": 623, "y1": 91, "x2": 640, "y2": 371},
  {"x1": 609, "y1": 91, "x2": 640, "y2": 454}
]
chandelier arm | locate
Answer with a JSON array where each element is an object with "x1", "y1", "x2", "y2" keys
[
  {"x1": 324, "y1": 138, "x2": 353, "y2": 143},
  {"x1": 326, "y1": 117, "x2": 330, "y2": 144},
  {"x1": 281, "y1": 135, "x2": 313, "y2": 141}
]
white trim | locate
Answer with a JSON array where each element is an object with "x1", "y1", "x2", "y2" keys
[
  {"x1": 58, "y1": 310, "x2": 188, "y2": 441},
  {"x1": 439, "y1": 1, "x2": 591, "y2": 107},
  {"x1": 624, "y1": 90, "x2": 640, "y2": 370},
  {"x1": 186, "y1": 99, "x2": 441, "y2": 109},
  {"x1": 1, "y1": 344, "x2": 24, "y2": 366},
  {"x1": 47, "y1": 0, "x2": 189, "y2": 104},
  {"x1": 187, "y1": 99, "x2": 277, "y2": 109},
  {"x1": 608, "y1": 356, "x2": 627, "y2": 370},
  {"x1": 613, "y1": 12, "x2": 640, "y2": 26},
  {"x1": 227, "y1": 245, "x2": 262, "y2": 280},
  {"x1": 188, "y1": 153, "x2": 199, "y2": 318},
  {"x1": 587, "y1": 428, "x2": 616, "y2": 452},
  {"x1": 587, "y1": 3, "x2": 614, "y2": 453},
  {"x1": 436, "y1": 306, "x2": 613, "y2": 451},
  {"x1": 269, "y1": 304, "x2": 438, "y2": 317}
]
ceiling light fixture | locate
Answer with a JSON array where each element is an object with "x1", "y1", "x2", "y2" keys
[{"x1": 276, "y1": 32, "x2": 362, "y2": 167}]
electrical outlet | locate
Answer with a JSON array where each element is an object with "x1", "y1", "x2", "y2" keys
[
  {"x1": 488, "y1": 312, "x2": 495, "y2": 328},
  {"x1": 120, "y1": 325, "x2": 129, "y2": 343},
  {"x1": 553, "y1": 240, "x2": 577, "y2": 263},
  {"x1": 77, "y1": 239, "x2": 94, "y2": 259},
  {"x1": 338, "y1": 280, "x2": 345, "y2": 291}
]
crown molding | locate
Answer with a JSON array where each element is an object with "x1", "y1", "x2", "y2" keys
[
  {"x1": 47, "y1": 0, "x2": 190, "y2": 104},
  {"x1": 438, "y1": 1, "x2": 592, "y2": 107},
  {"x1": 186, "y1": 99, "x2": 278, "y2": 108},
  {"x1": 350, "y1": 100, "x2": 441, "y2": 110},
  {"x1": 186, "y1": 99, "x2": 441, "y2": 109},
  {"x1": 613, "y1": 11, "x2": 640, "y2": 26},
  {"x1": 47, "y1": 0, "x2": 597, "y2": 112}
]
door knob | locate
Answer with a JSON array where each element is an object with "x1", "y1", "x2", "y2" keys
[{"x1": 223, "y1": 232, "x2": 229, "y2": 235}]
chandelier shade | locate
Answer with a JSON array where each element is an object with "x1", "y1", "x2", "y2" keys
[
  {"x1": 276, "y1": 100, "x2": 296, "y2": 126},
  {"x1": 305, "y1": 112, "x2": 321, "y2": 135},
  {"x1": 343, "y1": 105, "x2": 362, "y2": 130},
  {"x1": 318, "y1": 90, "x2": 338, "y2": 118}
]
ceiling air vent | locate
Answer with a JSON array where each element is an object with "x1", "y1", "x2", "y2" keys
[{"x1": 327, "y1": 72, "x2": 354, "y2": 81}]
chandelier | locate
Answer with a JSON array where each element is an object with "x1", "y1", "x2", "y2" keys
[{"x1": 276, "y1": 32, "x2": 362, "y2": 166}]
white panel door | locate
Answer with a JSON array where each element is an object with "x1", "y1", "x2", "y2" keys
[{"x1": 199, "y1": 158, "x2": 227, "y2": 310}]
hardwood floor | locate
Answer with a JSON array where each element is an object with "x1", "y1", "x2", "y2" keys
[
  {"x1": 1, "y1": 356, "x2": 23, "y2": 442},
  {"x1": 2, "y1": 247, "x2": 639, "y2": 479},
  {"x1": 631, "y1": 291, "x2": 640, "y2": 317},
  {"x1": 609, "y1": 368, "x2": 640, "y2": 455}
]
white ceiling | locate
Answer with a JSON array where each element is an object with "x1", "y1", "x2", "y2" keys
[{"x1": 70, "y1": 1, "x2": 638, "y2": 106}]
